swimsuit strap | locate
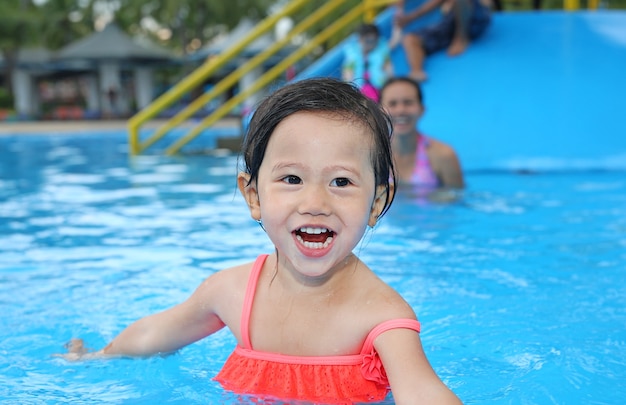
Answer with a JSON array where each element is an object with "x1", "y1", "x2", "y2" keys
[
  {"x1": 240, "y1": 254, "x2": 269, "y2": 350},
  {"x1": 360, "y1": 318, "x2": 421, "y2": 355},
  {"x1": 416, "y1": 133, "x2": 430, "y2": 168},
  {"x1": 411, "y1": 133, "x2": 439, "y2": 187}
]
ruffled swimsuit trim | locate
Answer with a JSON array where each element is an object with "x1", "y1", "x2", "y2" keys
[{"x1": 234, "y1": 317, "x2": 421, "y2": 365}]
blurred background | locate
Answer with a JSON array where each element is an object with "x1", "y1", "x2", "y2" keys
[
  {"x1": 1, "y1": 0, "x2": 623, "y2": 122},
  {"x1": 1, "y1": 0, "x2": 624, "y2": 167}
]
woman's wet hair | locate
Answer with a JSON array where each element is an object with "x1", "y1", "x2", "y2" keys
[{"x1": 241, "y1": 77, "x2": 396, "y2": 219}]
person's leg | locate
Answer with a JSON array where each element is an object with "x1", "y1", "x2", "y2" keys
[
  {"x1": 448, "y1": 0, "x2": 473, "y2": 56},
  {"x1": 402, "y1": 17, "x2": 456, "y2": 81},
  {"x1": 467, "y1": 0, "x2": 492, "y2": 40},
  {"x1": 402, "y1": 33, "x2": 428, "y2": 81}
]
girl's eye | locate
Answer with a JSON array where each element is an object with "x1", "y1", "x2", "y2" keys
[
  {"x1": 331, "y1": 178, "x2": 351, "y2": 187},
  {"x1": 282, "y1": 175, "x2": 301, "y2": 185}
]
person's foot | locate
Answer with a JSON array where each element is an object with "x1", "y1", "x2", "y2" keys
[
  {"x1": 447, "y1": 38, "x2": 468, "y2": 56},
  {"x1": 409, "y1": 70, "x2": 428, "y2": 82}
]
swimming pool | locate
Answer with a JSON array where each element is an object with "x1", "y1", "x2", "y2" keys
[{"x1": 1, "y1": 132, "x2": 625, "y2": 404}]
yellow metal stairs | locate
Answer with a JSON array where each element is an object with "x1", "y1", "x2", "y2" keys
[{"x1": 127, "y1": 0, "x2": 396, "y2": 155}]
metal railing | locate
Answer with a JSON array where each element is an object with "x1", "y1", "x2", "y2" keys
[{"x1": 128, "y1": 0, "x2": 395, "y2": 155}]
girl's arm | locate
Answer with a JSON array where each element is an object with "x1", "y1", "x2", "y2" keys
[
  {"x1": 60, "y1": 273, "x2": 229, "y2": 360},
  {"x1": 102, "y1": 286, "x2": 225, "y2": 357},
  {"x1": 375, "y1": 328, "x2": 463, "y2": 404}
]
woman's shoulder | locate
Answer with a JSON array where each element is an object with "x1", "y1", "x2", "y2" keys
[{"x1": 425, "y1": 136, "x2": 460, "y2": 160}]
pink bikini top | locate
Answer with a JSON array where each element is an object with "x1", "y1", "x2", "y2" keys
[
  {"x1": 214, "y1": 254, "x2": 422, "y2": 403},
  {"x1": 410, "y1": 134, "x2": 440, "y2": 187}
]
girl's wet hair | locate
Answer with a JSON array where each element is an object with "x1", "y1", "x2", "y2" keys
[{"x1": 241, "y1": 77, "x2": 396, "y2": 219}]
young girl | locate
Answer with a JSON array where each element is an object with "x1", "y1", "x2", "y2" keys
[{"x1": 60, "y1": 78, "x2": 461, "y2": 404}]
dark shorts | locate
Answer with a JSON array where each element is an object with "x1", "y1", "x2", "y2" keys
[{"x1": 411, "y1": 0, "x2": 491, "y2": 55}]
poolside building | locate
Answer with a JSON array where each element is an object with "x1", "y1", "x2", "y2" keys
[{"x1": 4, "y1": 23, "x2": 177, "y2": 120}]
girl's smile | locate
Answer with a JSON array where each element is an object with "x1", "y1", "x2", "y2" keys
[{"x1": 294, "y1": 225, "x2": 335, "y2": 257}]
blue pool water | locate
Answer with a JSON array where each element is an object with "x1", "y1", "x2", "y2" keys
[{"x1": 1, "y1": 132, "x2": 625, "y2": 404}]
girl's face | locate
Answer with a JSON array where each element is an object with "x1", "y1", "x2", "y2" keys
[
  {"x1": 380, "y1": 81, "x2": 424, "y2": 136},
  {"x1": 360, "y1": 34, "x2": 378, "y2": 53},
  {"x1": 239, "y1": 111, "x2": 386, "y2": 281}
]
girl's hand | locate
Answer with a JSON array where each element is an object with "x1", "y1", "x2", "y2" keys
[{"x1": 53, "y1": 338, "x2": 101, "y2": 361}]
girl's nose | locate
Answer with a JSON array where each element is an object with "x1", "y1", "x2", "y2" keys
[{"x1": 297, "y1": 183, "x2": 332, "y2": 216}]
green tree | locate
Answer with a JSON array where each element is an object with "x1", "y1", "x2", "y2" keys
[
  {"x1": 0, "y1": 0, "x2": 97, "y2": 99},
  {"x1": 0, "y1": 0, "x2": 42, "y2": 98},
  {"x1": 38, "y1": 0, "x2": 97, "y2": 50},
  {"x1": 116, "y1": 0, "x2": 276, "y2": 54},
  {"x1": 290, "y1": 0, "x2": 361, "y2": 45}
]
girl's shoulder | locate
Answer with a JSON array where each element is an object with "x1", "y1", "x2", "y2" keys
[
  {"x1": 202, "y1": 260, "x2": 255, "y2": 291},
  {"x1": 191, "y1": 260, "x2": 259, "y2": 312},
  {"x1": 354, "y1": 264, "x2": 418, "y2": 322},
  {"x1": 194, "y1": 259, "x2": 258, "y2": 334}
]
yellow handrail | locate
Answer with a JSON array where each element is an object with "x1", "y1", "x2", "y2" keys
[
  {"x1": 128, "y1": 0, "x2": 309, "y2": 154},
  {"x1": 145, "y1": 0, "x2": 349, "y2": 154},
  {"x1": 165, "y1": 2, "x2": 373, "y2": 155},
  {"x1": 128, "y1": 0, "x2": 393, "y2": 155},
  {"x1": 564, "y1": 0, "x2": 580, "y2": 10},
  {"x1": 364, "y1": 0, "x2": 399, "y2": 22}
]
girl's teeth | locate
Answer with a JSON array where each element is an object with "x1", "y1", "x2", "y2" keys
[
  {"x1": 299, "y1": 227, "x2": 328, "y2": 234},
  {"x1": 296, "y1": 234, "x2": 333, "y2": 249}
]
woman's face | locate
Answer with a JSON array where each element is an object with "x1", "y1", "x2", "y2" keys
[{"x1": 380, "y1": 81, "x2": 424, "y2": 136}]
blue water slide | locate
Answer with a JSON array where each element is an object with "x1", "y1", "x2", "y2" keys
[{"x1": 296, "y1": 8, "x2": 626, "y2": 171}]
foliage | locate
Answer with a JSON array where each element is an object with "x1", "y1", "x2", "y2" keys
[
  {"x1": 288, "y1": 0, "x2": 364, "y2": 51},
  {"x1": 0, "y1": 0, "x2": 43, "y2": 97},
  {"x1": 0, "y1": 87, "x2": 14, "y2": 109},
  {"x1": 3, "y1": 0, "x2": 279, "y2": 56},
  {"x1": 0, "y1": 0, "x2": 42, "y2": 51},
  {"x1": 38, "y1": 0, "x2": 98, "y2": 50},
  {"x1": 116, "y1": 0, "x2": 276, "y2": 54}
]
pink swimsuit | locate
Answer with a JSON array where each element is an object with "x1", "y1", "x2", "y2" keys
[
  {"x1": 410, "y1": 134, "x2": 440, "y2": 187},
  {"x1": 215, "y1": 254, "x2": 422, "y2": 403}
]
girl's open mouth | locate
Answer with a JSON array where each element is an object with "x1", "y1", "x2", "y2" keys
[{"x1": 294, "y1": 227, "x2": 334, "y2": 249}]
